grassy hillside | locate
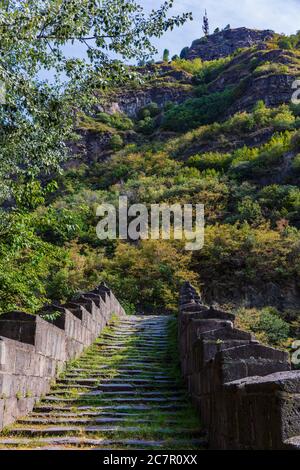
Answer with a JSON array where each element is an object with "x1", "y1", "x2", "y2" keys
[{"x1": 1, "y1": 35, "x2": 300, "y2": 350}]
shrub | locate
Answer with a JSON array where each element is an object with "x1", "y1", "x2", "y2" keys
[
  {"x1": 278, "y1": 37, "x2": 293, "y2": 50},
  {"x1": 256, "y1": 307, "x2": 290, "y2": 345},
  {"x1": 147, "y1": 102, "x2": 160, "y2": 117},
  {"x1": 252, "y1": 100, "x2": 271, "y2": 126},
  {"x1": 188, "y1": 151, "x2": 232, "y2": 171},
  {"x1": 254, "y1": 62, "x2": 289, "y2": 76},
  {"x1": 291, "y1": 130, "x2": 300, "y2": 150},
  {"x1": 162, "y1": 87, "x2": 235, "y2": 132},
  {"x1": 34, "y1": 206, "x2": 86, "y2": 245},
  {"x1": 236, "y1": 307, "x2": 290, "y2": 347},
  {"x1": 180, "y1": 47, "x2": 189, "y2": 59},
  {"x1": 136, "y1": 116, "x2": 156, "y2": 135},
  {"x1": 193, "y1": 223, "x2": 300, "y2": 304},
  {"x1": 292, "y1": 153, "x2": 300, "y2": 171},
  {"x1": 194, "y1": 57, "x2": 230, "y2": 84},
  {"x1": 137, "y1": 102, "x2": 160, "y2": 120},
  {"x1": 171, "y1": 57, "x2": 203, "y2": 75},
  {"x1": 109, "y1": 134, "x2": 124, "y2": 150},
  {"x1": 272, "y1": 109, "x2": 295, "y2": 130},
  {"x1": 100, "y1": 240, "x2": 198, "y2": 313},
  {"x1": 222, "y1": 112, "x2": 256, "y2": 134},
  {"x1": 100, "y1": 112, "x2": 134, "y2": 131},
  {"x1": 237, "y1": 197, "x2": 263, "y2": 224}
]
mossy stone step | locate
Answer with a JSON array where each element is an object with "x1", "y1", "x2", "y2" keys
[
  {"x1": 0, "y1": 436, "x2": 206, "y2": 450},
  {"x1": 7, "y1": 426, "x2": 201, "y2": 437},
  {"x1": 57, "y1": 378, "x2": 177, "y2": 386},
  {"x1": 18, "y1": 417, "x2": 151, "y2": 425},
  {"x1": 27, "y1": 410, "x2": 180, "y2": 419},
  {"x1": 64, "y1": 370, "x2": 170, "y2": 377},
  {"x1": 33, "y1": 403, "x2": 186, "y2": 413},
  {"x1": 43, "y1": 396, "x2": 185, "y2": 404},
  {"x1": 0, "y1": 315, "x2": 202, "y2": 450}
]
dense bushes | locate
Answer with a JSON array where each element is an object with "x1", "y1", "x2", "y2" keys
[
  {"x1": 236, "y1": 306, "x2": 291, "y2": 347},
  {"x1": 78, "y1": 112, "x2": 133, "y2": 133},
  {"x1": 254, "y1": 62, "x2": 289, "y2": 76},
  {"x1": 110, "y1": 134, "x2": 124, "y2": 150},
  {"x1": 162, "y1": 87, "x2": 235, "y2": 131},
  {"x1": 95, "y1": 112, "x2": 134, "y2": 131},
  {"x1": 188, "y1": 152, "x2": 232, "y2": 171},
  {"x1": 135, "y1": 102, "x2": 160, "y2": 135},
  {"x1": 193, "y1": 223, "x2": 300, "y2": 302},
  {"x1": 276, "y1": 31, "x2": 300, "y2": 50},
  {"x1": 171, "y1": 56, "x2": 230, "y2": 83},
  {"x1": 2, "y1": 44, "x2": 300, "y2": 349},
  {"x1": 99, "y1": 240, "x2": 198, "y2": 313}
]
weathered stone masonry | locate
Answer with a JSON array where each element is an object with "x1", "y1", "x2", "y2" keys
[
  {"x1": 0, "y1": 284, "x2": 125, "y2": 431},
  {"x1": 179, "y1": 282, "x2": 300, "y2": 450}
]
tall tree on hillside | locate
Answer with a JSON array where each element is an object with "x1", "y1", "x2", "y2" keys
[
  {"x1": 163, "y1": 48, "x2": 170, "y2": 62},
  {"x1": 202, "y1": 9, "x2": 209, "y2": 37}
]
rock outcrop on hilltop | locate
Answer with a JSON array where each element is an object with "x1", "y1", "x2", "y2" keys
[{"x1": 185, "y1": 27, "x2": 275, "y2": 61}]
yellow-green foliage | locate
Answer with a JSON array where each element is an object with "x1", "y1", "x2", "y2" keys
[
  {"x1": 171, "y1": 56, "x2": 230, "y2": 77},
  {"x1": 78, "y1": 112, "x2": 133, "y2": 133},
  {"x1": 99, "y1": 240, "x2": 198, "y2": 314},
  {"x1": 254, "y1": 61, "x2": 289, "y2": 76},
  {"x1": 171, "y1": 57, "x2": 204, "y2": 74},
  {"x1": 1, "y1": 99, "x2": 300, "y2": 326},
  {"x1": 193, "y1": 223, "x2": 300, "y2": 298},
  {"x1": 235, "y1": 306, "x2": 291, "y2": 348}
]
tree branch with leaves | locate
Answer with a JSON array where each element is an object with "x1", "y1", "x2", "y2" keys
[{"x1": 0, "y1": 0, "x2": 192, "y2": 199}]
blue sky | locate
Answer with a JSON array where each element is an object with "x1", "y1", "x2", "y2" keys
[
  {"x1": 145, "y1": 0, "x2": 300, "y2": 60},
  {"x1": 41, "y1": 0, "x2": 300, "y2": 80}
]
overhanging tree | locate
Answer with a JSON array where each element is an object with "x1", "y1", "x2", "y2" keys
[{"x1": 0, "y1": 0, "x2": 192, "y2": 199}]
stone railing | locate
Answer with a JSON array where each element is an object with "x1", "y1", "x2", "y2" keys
[
  {"x1": 179, "y1": 281, "x2": 300, "y2": 450},
  {"x1": 0, "y1": 283, "x2": 125, "y2": 430}
]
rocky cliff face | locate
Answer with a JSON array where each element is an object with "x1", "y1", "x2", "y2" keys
[
  {"x1": 208, "y1": 48, "x2": 300, "y2": 114},
  {"x1": 185, "y1": 27, "x2": 275, "y2": 61},
  {"x1": 98, "y1": 82, "x2": 193, "y2": 118}
]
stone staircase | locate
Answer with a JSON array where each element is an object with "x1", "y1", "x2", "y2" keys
[{"x1": 0, "y1": 315, "x2": 205, "y2": 450}]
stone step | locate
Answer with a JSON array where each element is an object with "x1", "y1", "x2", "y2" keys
[
  {"x1": 70, "y1": 363, "x2": 167, "y2": 370},
  {"x1": 19, "y1": 415, "x2": 183, "y2": 426},
  {"x1": 7, "y1": 426, "x2": 201, "y2": 438},
  {"x1": 49, "y1": 389, "x2": 184, "y2": 399},
  {"x1": 27, "y1": 410, "x2": 179, "y2": 418},
  {"x1": 103, "y1": 334, "x2": 167, "y2": 339},
  {"x1": 18, "y1": 417, "x2": 151, "y2": 425},
  {"x1": 33, "y1": 403, "x2": 186, "y2": 413},
  {"x1": 43, "y1": 396, "x2": 185, "y2": 404},
  {"x1": 94, "y1": 344, "x2": 168, "y2": 350},
  {"x1": 86, "y1": 390, "x2": 184, "y2": 397},
  {"x1": 77, "y1": 359, "x2": 167, "y2": 364},
  {"x1": 64, "y1": 371, "x2": 170, "y2": 378},
  {"x1": 57, "y1": 378, "x2": 177, "y2": 386},
  {"x1": 0, "y1": 437, "x2": 206, "y2": 450},
  {"x1": 0, "y1": 314, "x2": 202, "y2": 451},
  {"x1": 97, "y1": 339, "x2": 169, "y2": 344}
]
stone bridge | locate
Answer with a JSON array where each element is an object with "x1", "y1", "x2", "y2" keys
[{"x1": 0, "y1": 282, "x2": 299, "y2": 449}]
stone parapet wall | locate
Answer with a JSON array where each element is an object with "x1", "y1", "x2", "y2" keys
[
  {"x1": 0, "y1": 283, "x2": 125, "y2": 430},
  {"x1": 179, "y1": 281, "x2": 300, "y2": 450}
]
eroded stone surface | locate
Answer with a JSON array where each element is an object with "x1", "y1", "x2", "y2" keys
[{"x1": 0, "y1": 315, "x2": 203, "y2": 450}]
